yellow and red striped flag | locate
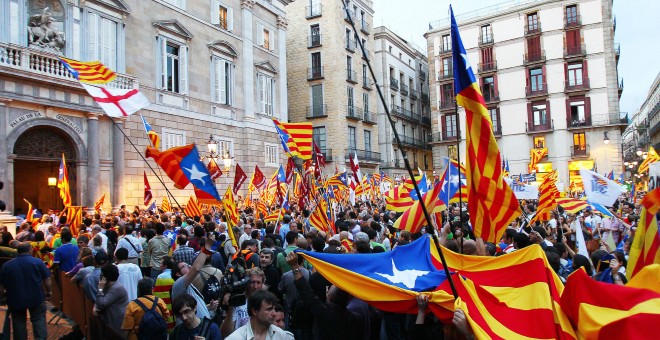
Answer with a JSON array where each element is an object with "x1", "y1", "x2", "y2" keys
[
  {"x1": 264, "y1": 208, "x2": 284, "y2": 223},
  {"x1": 530, "y1": 170, "x2": 559, "y2": 224},
  {"x1": 57, "y1": 153, "x2": 72, "y2": 207},
  {"x1": 309, "y1": 198, "x2": 331, "y2": 232},
  {"x1": 23, "y1": 199, "x2": 35, "y2": 222},
  {"x1": 161, "y1": 196, "x2": 172, "y2": 212},
  {"x1": 638, "y1": 146, "x2": 660, "y2": 174},
  {"x1": 183, "y1": 195, "x2": 202, "y2": 218},
  {"x1": 222, "y1": 187, "x2": 239, "y2": 249},
  {"x1": 272, "y1": 119, "x2": 313, "y2": 160},
  {"x1": 58, "y1": 57, "x2": 117, "y2": 84},
  {"x1": 528, "y1": 147, "x2": 548, "y2": 173},
  {"x1": 393, "y1": 181, "x2": 445, "y2": 233},
  {"x1": 451, "y1": 11, "x2": 521, "y2": 243},
  {"x1": 627, "y1": 187, "x2": 660, "y2": 280},
  {"x1": 555, "y1": 197, "x2": 589, "y2": 214},
  {"x1": 64, "y1": 206, "x2": 83, "y2": 236},
  {"x1": 94, "y1": 193, "x2": 106, "y2": 213}
]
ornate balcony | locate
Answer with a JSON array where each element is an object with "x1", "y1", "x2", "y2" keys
[
  {"x1": 400, "y1": 83, "x2": 409, "y2": 96},
  {"x1": 389, "y1": 78, "x2": 399, "y2": 91},
  {"x1": 346, "y1": 69, "x2": 358, "y2": 83},
  {"x1": 526, "y1": 83, "x2": 548, "y2": 98},
  {"x1": 525, "y1": 22, "x2": 542, "y2": 36},
  {"x1": 524, "y1": 51, "x2": 546, "y2": 65},
  {"x1": 567, "y1": 115, "x2": 591, "y2": 129},
  {"x1": 564, "y1": 78, "x2": 590, "y2": 93},
  {"x1": 525, "y1": 119, "x2": 554, "y2": 134},
  {"x1": 564, "y1": 44, "x2": 586, "y2": 59},
  {"x1": 478, "y1": 61, "x2": 497, "y2": 73},
  {"x1": 479, "y1": 33, "x2": 494, "y2": 46}
]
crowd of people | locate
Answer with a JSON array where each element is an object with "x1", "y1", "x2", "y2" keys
[{"x1": 0, "y1": 190, "x2": 642, "y2": 339}]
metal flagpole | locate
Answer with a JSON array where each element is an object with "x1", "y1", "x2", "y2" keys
[
  {"x1": 110, "y1": 119, "x2": 184, "y2": 212},
  {"x1": 342, "y1": 0, "x2": 458, "y2": 299},
  {"x1": 453, "y1": 101, "x2": 465, "y2": 253}
]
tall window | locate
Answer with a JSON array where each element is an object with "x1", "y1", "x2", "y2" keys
[
  {"x1": 566, "y1": 5, "x2": 578, "y2": 25},
  {"x1": 364, "y1": 130, "x2": 371, "y2": 151},
  {"x1": 162, "y1": 129, "x2": 185, "y2": 150},
  {"x1": 489, "y1": 108, "x2": 500, "y2": 134},
  {"x1": 362, "y1": 64, "x2": 368, "y2": 84},
  {"x1": 532, "y1": 103, "x2": 547, "y2": 126},
  {"x1": 442, "y1": 34, "x2": 451, "y2": 51},
  {"x1": 263, "y1": 29, "x2": 270, "y2": 49},
  {"x1": 258, "y1": 24, "x2": 273, "y2": 50},
  {"x1": 311, "y1": 84, "x2": 323, "y2": 116},
  {"x1": 215, "y1": 4, "x2": 233, "y2": 30},
  {"x1": 527, "y1": 12, "x2": 539, "y2": 31},
  {"x1": 444, "y1": 115, "x2": 457, "y2": 137},
  {"x1": 258, "y1": 73, "x2": 274, "y2": 115},
  {"x1": 363, "y1": 93, "x2": 369, "y2": 115},
  {"x1": 347, "y1": 55, "x2": 353, "y2": 72},
  {"x1": 529, "y1": 68, "x2": 544, "y2": 91},
  {"x1": 165, "y1": 43, "x2": 180, "y2": 93},
  {"x1": 567, "y1": 63, "x2": 583, "y2": 86},
  {"x1": 441, "y1": 84, "x2": 453, "y2": 105},
  {"x1": 347, "y1": 87, "x2": 355, "y2": 112},
  {"x1": 442, "y1": 57, "x2": 452, "y2": 77},
  {"x1": 573, "y1": 132, "x2": 586, "y2": 150},
  {"x1": 569, "y1": 100, "x2": 586, "y2": 126},
  {"x1": 480, "y1": 24, "x2": 492, "y2": 43},
  {"x1": 482, "y1": 76, "x2": 495, "y2": 101},
  {"x1": 313, "y1": 126, "x2": 327, "y2": 151},
  {"x1": 265, "y1": 144, "x2": 278, "y2": 166},
  {"x1": 348, "y1": 127, "x2": 357, "y2": 150},
  {"x1": 212, "y1": 57, "x2": 233, "y2": 105},
  {"x1": 311, "y1": 52, "x2": 322, "y2": 77},
  {"x1": 310, "y1": 24, "x2": 320, "y2": 46},
  {"x1": 87, "y1": 13, "x2": 118, "y2": 70}
]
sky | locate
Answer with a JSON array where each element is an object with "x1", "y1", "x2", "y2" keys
[{"x1": 373, "y1": 0, "x2": 660, "y2": 117}]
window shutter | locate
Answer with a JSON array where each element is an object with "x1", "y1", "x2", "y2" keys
[
  {"x1": 583, "y1": 59, "x2": 588, "y2": 83},
  {"x1": 493, "y1": 74, "x2": 499, "y2": 95},
  {"x1": 227, "y1": 62, "x2": 233, "y2": 105},
  {"x1": 179, "y1": 45, "x2": 188, "y2": 94},
  {"x1": 210, "y1": 57, "x2": 216, "y2": 101},
  {"x1": 87, "y1": 12, "x2": 98, "y2": 61},
  {"x1": 227, "y1": 7, "x2": 234, "y2": 31},
  {"x1": 527, "y1": 103, "x2": 533, "y2": 128},
  {"x1": 584, "y1": 96, "x2": 591, "y2": 123},
  {"x1": 218, "y1": 59, "x2": 226, "y2": 104},
  {"x1": 269, "y1": 29, "x2": 275, "y2": 51},
  {"x1": 257, "y1": 24, "x2": 264, "y2": 47},
  {"x1": 565, "y1": 98, "x2": 572, "y2": 127},
  {"x1": 525, "y1": 68, "x2": 530, "y2": 87},
  {"x1": 158, "y1": 36, "x2": 167, "y2": 89},
  {"x1": 212, "y1": 0, "x2": 220, "y2": 25},
  {"x1": 564, "y1": 62, "x2": 568, "y2": 84},
  {"x1": 541, "y1": 65, "x2": 547, "y2": 88},
  {"x1": 268, "y1": 77, "x2": 274, "y2": 115},
  {"x1": 441, "y1": 115, "x2": 447, "y2": 137},
  {"x1": 546, "y1": 100, "x2": 551, "y2": 127}
]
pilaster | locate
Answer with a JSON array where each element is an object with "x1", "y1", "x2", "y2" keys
[
  {"x1": 112, "y1": 118, "x2": 126, "y2": 209},
  {"x1": 242, "y1": 0, "x2": 256, "y2": 119},
  {"x1": 277, "y1": 15, "x2": 288, "y2": 122},
  {"x1": 86, "y1": 114, "x2": 100, "y2": 207}
]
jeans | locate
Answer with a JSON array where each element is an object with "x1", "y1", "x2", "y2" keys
[{"x1": 10, "y1": 302, "x2": 47, "y2": 340}]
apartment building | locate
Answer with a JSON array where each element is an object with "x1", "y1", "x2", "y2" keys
[
  {"x1": 286, "y1": 0, "x2": 378, "y2": 174},
  {"x1": 373, "y1": 26, "x2": 432, "y2": 179},
  {"x1": 425, "y1": 0, "x2": 626, "y2": 189},
  {"x1": 0, "y1": 0, "x2": 292, "y2": 214}
]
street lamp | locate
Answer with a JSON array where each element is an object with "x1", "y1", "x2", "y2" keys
[
  {"x1": 636, "y1": 148, "x2": 643, "y2": 156},
  {"x1": 48, "y1": 177, "x2": 57, "y2": 189},
  {"x1": 222, "y1": 150, "x2": 234, "y2": 172},
  {"x1": 206, "y1": 135, "x2": 218, "y2": 158},
  {"x1": 603, "y1": 132, "x2": 610, "y2": 144},
  {"x1": 643, "y1": 152, "x2": 649, "y2": 159}
]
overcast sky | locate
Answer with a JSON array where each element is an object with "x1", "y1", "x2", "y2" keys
[{"x1": 373, "y1": 0, "x2": 660, "y2": 117}]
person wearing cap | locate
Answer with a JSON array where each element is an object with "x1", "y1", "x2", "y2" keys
[{"x1": 83, "y1": 250, "x2": 109, "y2": 303}]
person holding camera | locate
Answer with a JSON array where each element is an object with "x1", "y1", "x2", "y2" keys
[{"x1": 220, "y1": 267, "x2": 266, "y2": 338}]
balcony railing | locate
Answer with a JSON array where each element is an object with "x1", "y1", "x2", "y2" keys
[
  {"x1": 478, "y1": 61, "x2": 497, "y2": 73},
  {"x1": 0, "y1": 43, "x2": 138, "y2": 89},
  {"x1": 479, "y1": 33, "x2": 494, "y2": 45},
  {"x1": 345, "y1": 149, "x2": 381, "y2": 163},
  {"x1": 421, "y1": 115, "x2": 431, "y2": 126},
  {"x1": 565, "y1": 14, "x2": 581, "y2": 28},
  {"x1": 307, "y1": 67, "x2": 324, "y2": 80},
  {"x1": 618, "y1": 78, "x2": 624, "y2": 93},
  {"x1": 526, "y1": 83, "x2": 548, "y2": 97},
  {"x1": 440, "y1": 99, "x2": 455, "y2": 110},
  {"x1": 362, "y1": 77, "x2": 372, "y2": 90},
  {"x1": 344, "y1": 8, "x2": 355, "y2": 22},
  {"x1": 440, "y1": 70, "x2": 454, "y2": 80},
  {"x1": 346, "y1": 105, "x2": 363, "y2": 120},
  {"x1": 615, "y1": 43, "x2": 621, "y2": 61},
  {"x1": 571, "y1": 144, "x2": 589, "y2": 157},
  {"x1": 525, "y1": 119, "x2": 554, "y2": 133},
  {"x1": 400, "y1": 83, "x2": 409, "y2": 96},
  {"x1": 431, "y1": 132, "x2": 458, "y2": 143},
  {"x1": 410, "y1": 89, "x2": 418, "y2": 100},
  {"x1": 564, "y1": 78, "x2": 590, "y2": 92},
  {"x1": 363, "y1": 110, "x2": 377, "y2": 124},
  {"x1": 440, "y1": 45, "x2": 452, "y2": 54},
  {"x1": 389, "y1": 78, "x2": 399, "y2": 91},
  {"x1": 346, "y1": 69, "x2": 358, "y2": 83},
  {"x1": 567, "y1": 115, "x2": 591, "y2": 128},
  {"x1": 346, "y1": 38, "x2": 356, "y2": 52},
  {"x1": 392, "y1": 106, "x2": 420, "y2": 123},
  {"x1": 308, "y1": 34, "x2": 322, "y2": 48},
  {"x1": 306, "y1": 104, "x2": 327, "y2": 118},
  {"x1": 306, "y1": 3, "x2": 322, "y2": 19},
  {"x1": 319, "y1": 148, "x2": 333, "y2": 161},
  {"x1": 419, "y1": 70, "x2": 427, "y2": 81},
  {"x1": 360, "y1": 21, "x2": 370, "y2": 34},
  {"x1": 525, "y1": 22, "x2": 542, "y2": 35},
  {"x1": 393, "y1": 136, "x2": 424, "y2": 148},
  {"x1": 524, "y1": 51, "x2": 546, "y2": 64},
  {"x1": 482, "y1": 88, "x2": 499, "y2": 103},
  {"x1": 421, "y1": 92, "x2": 429, "y2": 104},
  {"x1": 564, "y1": 44, "x2": 586, "y2": 58}
]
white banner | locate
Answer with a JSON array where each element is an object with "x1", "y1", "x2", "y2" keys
[
  {"x1": 580, "y1": 169, "x2": 625, "y2": 206},
  {"x1": 509, "y1": 180, "x2": 539, "y2": 200}
]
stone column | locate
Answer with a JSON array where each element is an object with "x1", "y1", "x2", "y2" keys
[
  {"x1": 241, "y1": 0, "x2": 256, "y2": 119},
  {"x1": 86, "y1": 114, "x2": 100, "y2": 207},
  {"x1": 112, "y1": 118, "x2": 125, "y2": 208},
  {"x1": 277, "y1": 15, "x2": 288, "y2": 122},
  {"x1": 0, "y1": 101, "x2": 11, "y2": 213}
]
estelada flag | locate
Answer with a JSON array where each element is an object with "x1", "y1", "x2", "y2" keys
[{"x1": 57, "y1": 153, "x2": 72, "y2": 207}]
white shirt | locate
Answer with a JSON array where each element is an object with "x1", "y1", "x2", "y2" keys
[
  {"x1": 37, "y1": 223, "x2": 52, "y2": 235},
  {"x1": 115, "y1": 234, "x2": 143, "y2": 258},
  {"x1": 88, "y1": 232, "x2": 109, "y2": 251},
  {"x1": 226, "y1": 323, "x2": 294, "y2": 340},
  {"x1": 117, "y1": 262, "x2": 142, "y2": 301}
]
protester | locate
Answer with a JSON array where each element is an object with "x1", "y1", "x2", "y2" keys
[
  {"x1": 115, "y1": 248, "x2": 143, "y2": 301},
  {"x1": 171, "y1": 294, "x2": 221, "y2": 339},
  {"x1": 226, "y1": 290, "x2": 294, "y2": 340},
  {"x1": 121, "y1": 277, "x2": 170, "y2": 340},
  {"x1": 93, "y1": 263, "x2": 129, "y2": 334}
]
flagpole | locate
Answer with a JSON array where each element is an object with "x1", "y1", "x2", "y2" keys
[
  {"x1": 110, "y1": 119, "x2": 184, "y2": 212},
  {"x1": 453, "y1": 101, "x2": 466, "y2": 253},
  {"x1": 141, "y1": 115, "x2": 176, "y2": 208},
  {"x1": 342, "y1": 0, "x2": 458, "y2": 299}
]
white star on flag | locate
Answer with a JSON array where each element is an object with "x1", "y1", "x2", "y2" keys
[
  {"x1": 375, "y1": 259, "x2": 430, "y2": 289},
  {"x1": 183, "y1": 164, "x2": 207, "y2": 185},
  {"x1": 460, "y1": 53, "x2": 472, "y2": 70}
]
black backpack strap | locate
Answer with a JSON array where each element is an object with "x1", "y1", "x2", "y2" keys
[
  {"x1": 198, "y1": 317, "x2": 212, "y2": 337},
  {"x1": 133, "y1": 297, "x2": 149, "y2": 312}
]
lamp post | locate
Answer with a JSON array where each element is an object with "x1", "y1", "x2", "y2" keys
[
  {"x1": 48, "y1": 177, "x2": 57, "y2": 190},
  {"x1": 222, "y1": 150, "x2": 234, "y2": 172}
]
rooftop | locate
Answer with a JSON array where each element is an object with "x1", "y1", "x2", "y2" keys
[{"x1": 428, "y1": 0, "x2": 553, "y2": 30}]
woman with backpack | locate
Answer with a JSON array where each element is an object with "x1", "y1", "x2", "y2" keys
[{"x1": 121, "y1": 277, "x2": 170, "y2": 340}]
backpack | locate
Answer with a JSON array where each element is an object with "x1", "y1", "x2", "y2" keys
[
  {"x1": 133, "y1": 297, "x2": 168, "y2": 340},
  {"x1": 200, "y1": 270, "x2": 222, "y2": 304}
]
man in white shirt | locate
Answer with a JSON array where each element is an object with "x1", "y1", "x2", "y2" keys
[
  {"x1": 36, "y1": 216, "x2": 53, "y2": 235},
  {"x1": 115, "y1": 248, "x2": 143, "y2": 301},
  {"x1": 88, "y1": 225, "x2": 108, "y2": 251},
  {"x1": 226, "y1": 290, "x2": 293, "y2": 340},
  {"x1": 115, "y1": 225, "x2": 142, "y2": 265}
]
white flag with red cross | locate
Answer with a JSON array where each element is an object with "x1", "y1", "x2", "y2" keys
[{"x1": 81, "y1": 83, "x2": 150, "y2": 117}]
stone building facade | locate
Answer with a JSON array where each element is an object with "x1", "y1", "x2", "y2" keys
[
  {"x1": 373, "y1": 26, "x2": 432, "y2": 180},
  {"x1": 285, "y1": 0, "x2": 379, "y2": 174},
  {"x1": 425, "y1": 0, "x2": 627, "y2": 189},
  {"x1": 0, "y1": 0, "x2": 292, "y2": 214}
]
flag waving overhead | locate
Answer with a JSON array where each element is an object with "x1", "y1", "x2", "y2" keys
[
  {"x1": 94, "y1": 194, "x2": 106, "y2": 213},
  {"x1": 451, "y1": 6, "x2": 521, "y2": 243},
  {"x1": 184, "y1": 196, "x2": 202, "y2": 218},
  {"x1": 248, "y1": 165, "x2": 267, "y2": 192},
  {"x1": 23, "y1": 199, "x2": 35, "y2": 222},
  {"x1": 580, "y1": 169, "x2": 625, "y2": 206},
  {"x1": 638, "y1": 146, "x2": 660, "y2": 174},
  {"x1": 272, "y1": 119, "x2": 313, "y2": 160},
  {"x1": 80, "y1": 83, "x2": 150, "y2": 117},
  {"x1": 393, "y1": 181, "x2": 445, "y2": 233},
  {"x1": 140, "y1": 115, "x2": 160, "y2": 149},
  {"x1": 58, "y1": 57, "x2": 116, "y2": 84},
  {"x1": 206, "y1": 159, "x2": 222, "y2": 181},
  {"x1": 144, "y1": 172, "x2": 153, "y2": 206},
  {"x1": 57, "y1": 153, "x2": 72, "y2": 207},
  {"x1": 233, "y1": 164, "x2": 248, "y2": 195},
  {"x1": 627, "y1": 187, "x2": 660, "y2": 280}
]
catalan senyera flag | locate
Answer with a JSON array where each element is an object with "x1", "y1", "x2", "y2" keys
[
  {"x1": 94, "y1": 194, "x2": 106, "y2": 213},
  {"x1": 561, "y1": 268, "x2": 660, "y2": 339},
  {"x1": 393, "y1": 181, "x2": 445, "y2": 233},
  {"x1": 627, "y1": 187, "x2": 660, "y2": 280},
  {"x1": 23, "y1": 199, "x2": 35, "y2": 222},
  {"x1": 183, "y1": 196, "x2": 202, "y2": 218},
  {"x1": 140, "y1": 115, "x2": 160, "y2": 150},
  {"x1": 272, "y1": 119, "x2": 313, "y2": 160},
  {"x1": 58, "y1": 57, "x2": 116, "y2": 84},
  {"x1": 530, "y1": 170, "x2": 560, "y2": 224},
  {"x1": 263, "y1": 208, "x2": 285, "y2": 223},
  {"x1": 161, "y1": 196, "x2": 172, "y2": 213},
  {"x1": 555, "y1": 197, "x2": 589, "y2": 214},
  {"x1": 528, "y1": 147, "x2": 549, "y2": 173},
  {"x1": 385, "y1": 176, "x2": 425, "y2": 212},
  {"x1": 638, "y1": 146, "x2": 660, "y2": 174},
  {"x1": 248, "y1": 165, "x2": 267, "y2": 192},
  {"x1": 451, "y1": 7, "x2": 521, "y2": 243},
  {"x1": 222, "y1": 187, "x2": 239, "y2": 249},
  {"x1": 57, "y1": 153, "x2": 72, "y2": 207},
  {"x1": 64, "y1": 206, "x2": 83, "y2": 236},
  {"x1": 309, "y1": 198, "x2": 331, "y2": 232}
]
